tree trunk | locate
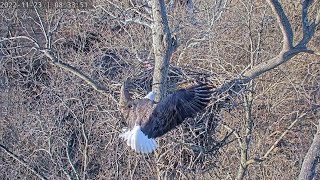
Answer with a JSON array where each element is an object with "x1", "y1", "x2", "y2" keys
[
  {"x1": 150, "y1": 0, "x2": 175, "y2": 101},
  {"x1": 298, "y1": 119, "x2": 320, "y2": 180}
]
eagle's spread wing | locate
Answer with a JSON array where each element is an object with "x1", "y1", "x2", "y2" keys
[
  {"x1": 119, "y1": 83, "x2": 213, "y2": 154},
  {"x1": 141, "y1": 84, "x2": 213, "y2": 138}
]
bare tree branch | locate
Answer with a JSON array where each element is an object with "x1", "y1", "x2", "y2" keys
[
  {"x1": 266, "y1": 0, "x2": 293, "y2": 50},
  {"x1": 97, "y1": 4, "x2": 152, "y2": 28},
  {"x1": 0, "y1": 36, "x2": 40, "y2": 48},
  {"x1": 222, "y1": 124, "x2": 243, "y2": 150},
  {"x1": 297, "y1": 0, "x2": 319, "y2": 48},
  {"x1": 298, "y1": 118, "x2": 320, "y2": 180},
  {"x1": 0, "y1": 144, "x2": 47, "y2": 180},
  {"x1": 66, "y1": 140, "x2": 80, "y2": 180},
  {"x1": 243, "y1": 110, "x2": 313, "y2": 167},
  {"x1": 81, "y1": 123, "x2": 89, "y2": 180},
  {"x1": 123, "y1": 17, "x2": 151, "y2": 28},
  {"x1": 41, "y1": 50, "x2": 111, "y2": 97},
  {"x1": 242, "y1": 48, "x2": 309, "y2": 82},
  {"x1": 241, "y1": 1, "x2": 319, "y2": 83}
]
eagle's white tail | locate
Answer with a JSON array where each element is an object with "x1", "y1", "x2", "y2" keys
[
  {"x1": 120, "y1": 125, "x2": 158, "y2": 154},
  {"x1": 144, "y1": 91, "x2": 156, "y2": 101}
]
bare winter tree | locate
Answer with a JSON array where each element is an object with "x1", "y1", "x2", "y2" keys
[
  {"x1": 206, "y1": 0, "x2": 319, "y2": 179},
  {"x1": 149, "y1": 0, "x2": 320, "y2": 179},
  {"x1": 0, "y1": 0, "x2": 319, "y2": 179}
]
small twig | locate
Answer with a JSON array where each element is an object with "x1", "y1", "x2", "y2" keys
[
  {"x1": 41, "y1": 50, "x2": 111, "y2": 97},
  {"x1": 66, "y1": 140, "x2": 80, "y2": 180},
  {"x1": 123, "y1": 17, "x2": 151, "y2": 28},
  {"x1": 246, "y1": 110, "x2": 312, "y2": 165},
  {"x1": 221, "y1": 124, "x2": 243, "y2": 149},
  {"x1": 47, "y1": 12, "x2": 64, "y2": 49},
  {"x1": 0, "y1": 144, "x2": 47, "y2": 180},
  {"x1": 0, "y1": 36, "x2": 40, "y2": 48},
  {"x1": 34, "y1": 8, "x2": 49, "y2": 47},
  {"x1": 97, "y1": 5, "x2": 151, "y2": 28},
  {"x1": 81, "y1": 123, "x2": 88, "y2": 180},
  {"x1": 261, "y1": 111, "x2": 310, "y2": 160}
]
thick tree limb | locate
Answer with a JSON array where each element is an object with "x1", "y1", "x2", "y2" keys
[
  {"x1": 242, "y1": 48, "x2": 311, "y2": 82},
  {"x1": 298, "y1": 0, "x2": 320, "y2": 47},
  {"x1": 150, "y1": 0, "x2": 177, "y2": 101},
  {"x1": 266, "y1": 0, "x2": 293, "y2": 49},
  {"x1": 0, "y1": 144, "x2": 47, "y2": 180},
  {"x1": 298, "y1": 118, "x2": 320, "y2": 180},
  {"x1": 241, "y1": 1, "x2": 319, "y2": 84}
]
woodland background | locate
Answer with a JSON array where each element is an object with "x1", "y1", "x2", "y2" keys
[{"x1": 0, "y1": 0, "x2": 319, "y2": 179}]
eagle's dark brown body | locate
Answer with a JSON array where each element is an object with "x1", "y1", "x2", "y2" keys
[{"x1": 121, "y1": 99, "x2": 156, "y2": 128}]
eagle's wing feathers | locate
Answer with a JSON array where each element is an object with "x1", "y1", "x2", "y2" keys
[{"x1": 141, "y1": 84, "x2": 212, "y2": 138}]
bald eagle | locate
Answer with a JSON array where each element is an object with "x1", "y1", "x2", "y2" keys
[{"x1": 119, "y1": 83, "x2": 213, "y2": 154}]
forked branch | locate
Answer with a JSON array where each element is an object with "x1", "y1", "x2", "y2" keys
[
  {"x1": 298, "y1": 0, "x2": 320, "y2": 47},
  {"x1": 241, "y1": 0, "x2": 319, "y2": 84}
]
